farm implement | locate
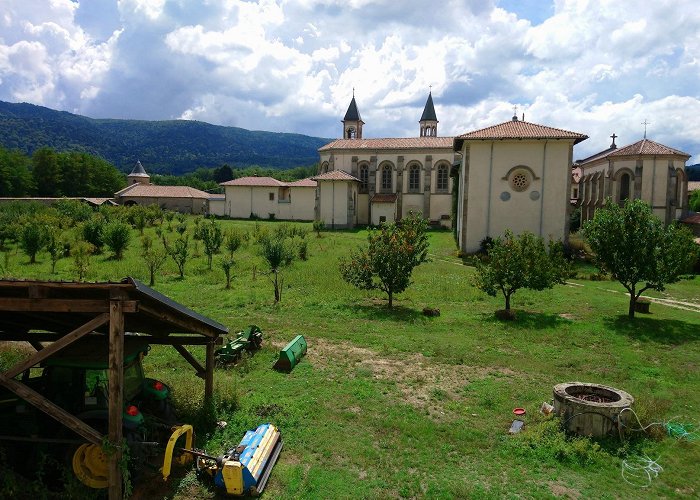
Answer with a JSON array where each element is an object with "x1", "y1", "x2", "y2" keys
[
  {"x1": 273, "y1": 335, "x2": 307, "y2": 372},
  {"x1": 163, "y1": 423, "x2": 283, "y2": 496},
  {"x1": 215, "y1": 325, "x2": 264, "y2": 365}
]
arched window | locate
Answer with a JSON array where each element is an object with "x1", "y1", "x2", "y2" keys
[
  {"x1": 436, "y1": 165, "x2": 449, "y2": 192},
  {"x1": 619, "y1": 173, "x2": 631, "y2": 202},
  {"x1": 408, "y1": 165, "x2": 421, "y2": 192},
  {"x1": 359, "y1": 164, "x2": 369, "y2": 193},
  {"x1": 381, "y1": 165, "x2": 392, "y2": 192}
]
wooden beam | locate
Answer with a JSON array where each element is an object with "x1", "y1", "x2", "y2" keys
[
  {"x1": 173, "y1": 345, "x2": 205, "y2": 377},
  {"x1": 3, "y1": 313, "x2": 109, "y2": 379},
  {"x1": 139, "y1": 303, "x2": 219, "y2": 337},
  {"x1": 0, "y1": 299, "x2": 138, "y2": 313},
  {"x1": 204, "y1": 341, "x2": 215, "y2": 405},
  {"x1": 0, "y1": 373, "x2": 102, "y2": 444},
  {"x1": 0, "y1": 332, "x2": 222, "y2": 345},
  {"x1": 108, "y1": 300, "x2": 124, "y2": 500}
]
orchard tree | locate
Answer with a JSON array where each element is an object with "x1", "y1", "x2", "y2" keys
[
  {"x1": 584, "y1": 199, "x2": 698, "y2": 318},
  {"x1": 259, "y1": 234, "x2": 295, "y2": 303},
  {"x1": 339, "y1": 212, "x2": 429, "y2": 307},
  {"x1": 164, "y1": 234, "x2": 189, "y2": 278},
  {"x1": 142, "y1": 246, "x2": 167, "y2": 286},
  {"x1": 103, "y1": 221, "x2": 132, "y2": 260},
  {"x1": 19, "y1": 222, "x2": 47, "y2": 264},
  {"x1": 199, "y1": 219, "x2": 223, "y2": 270},
  {"x1": 474, "y1": 230, "x2": 567, "y2": 317}
]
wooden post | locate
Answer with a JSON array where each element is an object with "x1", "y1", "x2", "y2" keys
[
  {"x1": 108, "y1": 301, "x2": 124, "y2": 500},
  {"x1": 204, "y1": 341, "x2": 215, "y2": 405}
]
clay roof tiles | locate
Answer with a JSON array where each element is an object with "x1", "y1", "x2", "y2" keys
[
  {"x1": 116, "y1": 185, "x2": 211, "y2": 199},
  {"x1": 312, "y1": 170, "x2": 360, "y2": 182},
  {"x1": 220, "y1": 176, "x2": 316, "y2": 188},
  {"x1": 608, "y1": 139, "x2": 690, "y2": 158},
  {"x1": 319, "y1": 136, "x2": 453, "y2": 152},
  {"x1": 454, "y1": 119, "x2": 587, "y2": 151}
]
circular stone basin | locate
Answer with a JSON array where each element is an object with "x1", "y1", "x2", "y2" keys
[{"x1": 553, "y1": 382, "x2": 634, "y2": 438}]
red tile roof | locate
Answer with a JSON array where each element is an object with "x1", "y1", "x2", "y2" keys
[
  {"x1": 371, "y1": 193, "x2": 398, "y2": 203},
  {"x1": 220, "y1": 176, "x2": 316, "y2": 188},
  {"x1": 319, "y1": 137, "x2": 454, "y2": 152},
  {"x1": 115, "y1": 184, "x2": 211, "y2": 199},
  {"x1": 608, "y1": 139, "x2": 690, "y2": 158},
  {"x1": 454, "y1": 119, "x2": 587, "y2": 150},
  {"x1": 312, "y1": 170, "x2": 360, "y2": 182}
]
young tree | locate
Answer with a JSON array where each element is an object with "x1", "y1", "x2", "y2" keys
[
  {"x1": 220, "y1": 256, "x2": 235, "y2": 289},
  {"x1": 71, "y1": 241, "x2": 94, "y2": 281},
  {"x1": 339, "y1": 212, "x2": 430, "y2": 307},
  {"x1": 81, "y1": 216, "x2": 105, "y2": 253},
  {"x1": 199, "y1": 219, "x2": 223, "y2": 270},
  {"x1": 259, "y1": 234, "x2": 295, "y2": 303},
  {"x1": 103, "y1": 221, "x2": 132, "y2": 260},
  {"x1": 224, "y1": 228, "x2": 244, "y2": 257},
  {"x1": 473, "y1": 230, "x2": 567, "y2": 317},
  {"x1": 45, "y1": 229, "x2": 66, "y2": 273},
  {"x1": 163, "y1": 234, "x2": 189, "y2": 278},
  {"x1": 312, "y1": 219, "x2": 325, "y2": 238},
  {"x1": 584, "y1": 199, "x2": 699, "y2": 318},
  {"x1": 142, "y1": 246, "x2": 167, "y2": 286},
  {"x1": 19, "y1": 222, "x2": 47, "y2": 264}
]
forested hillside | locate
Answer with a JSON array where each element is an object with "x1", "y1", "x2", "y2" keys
[
  {"x1": 687, "y1": 163, "x2": 700, "y2": 181},
  {"x1": 0, "y1": 101, "x2": 330, "y2": 174}
]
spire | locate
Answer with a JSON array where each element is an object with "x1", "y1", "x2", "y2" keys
[
  {"x1": 419, "y1": 90, "x2": 439, "y2": 137},
  {"x1": 130, "y1": 160, "x2": 147, "y2": 176},
  {"x1": 342, "y1": 93, "x2": 364, "y2": 139},
  {"x1": 343, "y1": 96, "x2": 362, "y2": 122},
  {"x1": 419, "y1": 92, "x2": 438, "y2": 122},
  {"x1": 127, "y1": 160, "x2": 150, "y2": 185}
]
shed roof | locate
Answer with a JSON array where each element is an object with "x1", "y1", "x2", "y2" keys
[{"x1": 0, "y1": 277, "x2": 228, "y2": 339}]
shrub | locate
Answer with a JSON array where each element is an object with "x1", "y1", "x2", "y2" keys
[
  {"x1": 313, "y1": 219, "x2": 325, "y2": 237},
  {"x1": 19, "y1": 222, "x2": 47, "y2": 264},
  {"x1": 81, "y1": 216, "x2": 104, "y2": 252},
  {"x1": 103, "y1": 221, "x2": 132, "y2": 260},
  {"x1": 71, "y1": 241, "x2": 94, "y2": 281}
]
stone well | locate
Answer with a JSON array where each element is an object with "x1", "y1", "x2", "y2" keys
[{"x1": 553, "y1": 382, "x2": 634, "y2": 438}]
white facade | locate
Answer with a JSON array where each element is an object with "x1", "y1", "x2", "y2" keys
[
  {"x1": 455, "y1": 118, "x2": 587, "y2": 253},
  {"x1": 221, "y1": 177, "x2": 316, "y2": 221}
]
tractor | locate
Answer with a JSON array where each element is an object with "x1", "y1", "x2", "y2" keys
[{"x1": 0, "y1": 336, "x2": 177, "y2": 489}]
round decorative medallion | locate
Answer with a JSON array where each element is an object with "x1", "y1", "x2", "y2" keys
[
  {"x1": 509, "y1": 169, "x2": 531, "y2": 192},
  {"x1": 530, "y1": 190, "x2": 540, "y2": 200},
  {"x1": 500, "y1": 191, "x2": 511, "y2": 201}
]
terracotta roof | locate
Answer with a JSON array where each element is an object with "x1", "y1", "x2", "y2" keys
[
  {"x1": 220, "y1": 176, "x2": 316, "y2": 187},
  {"x1": 312, "y1": 170, "x2": 360, "y2": 182},
  {"x1": 681, "y1": 213, "x2": 700, "y2": 225},
  {"x1": 319, "y1": 137, "x2": 453, "y2": 152},
  {"x1": 115, "y1": 184, "x2": 211, "y2": 199},
  {"x1": 608, "y1": 139, "x2": 690, "y2": 158},
  {"x1": 575, "y1": 146, "x2": 618, "y2": 165},
  {"x1": 454, "y1": 119, "x2": 588, "y2": 151},
  {"x1": 688, "y1": 181, "x2": 700, "y2": 192},
  {"x1": 371, "y1": 193, "x2": 398, "y2": 203}
]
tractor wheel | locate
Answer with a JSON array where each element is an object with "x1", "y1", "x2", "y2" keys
[{"x1": 72, "y1": 443, "x2": 109, "y2": 489}]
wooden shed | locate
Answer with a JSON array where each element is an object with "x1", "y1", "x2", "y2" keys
[{"x1": 0, "y1": 277, "x2": 228, "y2": 498}]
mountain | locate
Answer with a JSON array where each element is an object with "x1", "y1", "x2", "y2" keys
[
  {"x1": 0, "y1": 100, "x2": 331, "y2": 174},
  {"x1": 686, "y1": 163, "x2": 700, "y2": 181}
]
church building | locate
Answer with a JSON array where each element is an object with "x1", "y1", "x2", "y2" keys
[
  {"x1": 317, "y1": 93, "x2": 456, "y2": 227},
  {"x1": 454, "y1": 115, "x2": 588, "y2": 253},
  {"x1": 576, "y1": 135, "x2": 690, "y2": 225}
]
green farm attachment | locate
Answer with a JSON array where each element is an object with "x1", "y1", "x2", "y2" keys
[
  {"x1": 273, "y1": 335, "x2": 307, "y2": 372},
  {"x1": 215, "y1": 325, "x2": 263, "y2": 365}
]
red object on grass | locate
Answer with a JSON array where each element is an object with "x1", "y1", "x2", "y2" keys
[{"x1": 513, "y1": 407, "x2": 526, "y2": 416}]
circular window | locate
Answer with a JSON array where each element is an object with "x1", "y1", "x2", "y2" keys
[{"x1": 509, "y1": 169, "x2": 531, "y2": 192}]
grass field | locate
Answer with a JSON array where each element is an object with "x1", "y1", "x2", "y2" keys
[{"x1": 1, "y1": 218, "x2": 699, "y2": 499}]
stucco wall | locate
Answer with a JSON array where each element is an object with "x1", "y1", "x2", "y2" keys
[
  {"x1": 224, "y1": 186, "x2": 315, "y2": 220},
  {"x1": 209, "y1": 199, "x2": 225, "y2": 216},
  {"x1": 371, "y1": 203, "x2": 396, "y2": 225},
  {"x1": 318, "y1": 180, "x2": 353, "y2": 228},
  {"x1": 459, "y1": 139, "x2": 573, "y2": 253},
  {"x1": 119, "y1": 196, "x2": 207, "y2": 214}
]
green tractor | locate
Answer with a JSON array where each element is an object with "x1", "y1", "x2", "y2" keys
[{"x1": 0, "y1": 337, "x2": 177, "y2": 489}]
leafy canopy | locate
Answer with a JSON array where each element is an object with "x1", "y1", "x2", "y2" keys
[
  {"x1": 339, "y1": 212, "x2": 429, "y2": 307},
  {"x1": 474, "y1": 230, "x2": 567, "y2": 313},
  {"x1": 583, "y1": 199, "x2": 699, "y2": 318}
]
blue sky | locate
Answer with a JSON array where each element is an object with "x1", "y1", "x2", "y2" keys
[{"x1": 1, "y1": 0, "x2": 699, "y2": 162}]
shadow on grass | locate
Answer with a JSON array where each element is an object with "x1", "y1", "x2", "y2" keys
[
  {"x1": 604, "y1": 315, "x2": 700, "y2": 344},
  {"x1": 346, "y1": 303, "x2": 425, "y2": 322},
  {"x1": 481, "y1": 310, "x2": 572, "y2": 330}
]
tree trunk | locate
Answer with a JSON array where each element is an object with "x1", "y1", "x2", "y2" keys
[
  {"x1": 149, "y1": 269, "x2": 155, "y2": 286},
  {"x1": 388, "y1": 290, "x2": 393, "y2": 308},
  {"x1": 505, "y1": 293, "x2": 511, "y2": 311},
  {"x1": 273, "y1": 270, "x2": 280, "y2": 303},
  {"x1": 627, "y1": 287, "x2": 636, "y2": 319}
]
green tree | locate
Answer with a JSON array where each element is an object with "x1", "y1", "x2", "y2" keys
[
  {"x1": 199, "y1": 219, "x2": 223, "y2": 270},
  {"x1": 0, "y1": 146, "x2": 33, "y2": 196},
  {"x1": 71, "y1": 241, "x2": 94, "y2": 281},
  {"x1": 45, "y1": 229, "x2": 67, "y2": 273},
  {"x1": 583, "y1": 199, "x2": 699, "y2": 318},
  {"x1": 339, "y1": 212, "x2": 430, "y2": 307},
  {"x1": 220, "y1": 255, "x2": 235, "y2": 289},
  {"x1": 312, "y1": 219, "x2": 325, "y2": 237},
  {"x1": 82, "y1": 216, "x2": 105, "y2": 252},
  {"x1": 164, "y1": 234, "x2": 189, "y2": 278},
  {"x1": 103, "y1": 221, "x2": 132, "y2": 259},
  {"x1": 19, "y1": 222, "x2": 47, "y2": 264},
  {"x1": 259, "y1": 234, "x2": 295, "y2": 303},
  {"x1": 32, "y1": 147, "x2": 62, "y2": 196},
  {"x1": 224, "y1": 228, "x2": 244, "y2": 257},
  {"x1": 142, "y1": 246, "x2": 167, "y2": 286},
  {"x1": 473, "y1": 230, "x2": 567, "y2": 316},
  {"x1": 690, "y1": 190, "x2": 700, "y2": 212}
]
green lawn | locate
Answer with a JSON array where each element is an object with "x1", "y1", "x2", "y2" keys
[{"x1": 1, "y1": 219, "x2": 699, "y2": 499}]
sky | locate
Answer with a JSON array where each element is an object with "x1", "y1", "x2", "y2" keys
[{"x1": 1, "y1": 0, "x2": 699, "y2": 162}]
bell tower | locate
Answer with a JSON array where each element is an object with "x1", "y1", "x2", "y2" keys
[
  {"x1": 342, "y1": 91, "x2": 364, "y2": 139},
  {"x1": 419, "y1": 91, "x2": 438, "y2": 137}
]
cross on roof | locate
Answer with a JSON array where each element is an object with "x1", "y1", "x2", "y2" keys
[
  {"x1": 642, "y1": 119, "x2": 650, "y2": 138},
  {"x1": 610, "y1": 133, "x2": 617, "y2": 148}
]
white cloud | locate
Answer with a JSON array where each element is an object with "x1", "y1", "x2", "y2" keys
[{"x1": 0, "y1": 0, "x2": 698, "y2": 161}]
